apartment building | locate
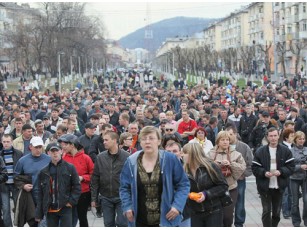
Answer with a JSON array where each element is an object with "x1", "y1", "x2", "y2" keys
[
  {"x1": 156, "y1": 34, "x2": 206, "y2": 57},
  {"x1": 274, "y1": 2, "x2": 307, "y2": 75},
  {"x1": 203, "y1": 23, "x2": 222, "y2": 51}
]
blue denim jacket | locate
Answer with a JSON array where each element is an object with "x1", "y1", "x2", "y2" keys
[{"x1": 119, "y1": 150, "x2": 190, "y2": 227}]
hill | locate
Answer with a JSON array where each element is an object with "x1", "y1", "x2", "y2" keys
[{"x1": 118, "y1": 16, "x2": 218, "y2": 52}]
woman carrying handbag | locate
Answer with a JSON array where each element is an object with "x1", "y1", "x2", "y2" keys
[{"x1": 207, "y1": 131, "x2": 246, "y2": 227}]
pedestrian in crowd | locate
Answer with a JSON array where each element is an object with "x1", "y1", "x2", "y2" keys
[
  {"x1": 78, "y1": 122, "x2": 99, "y2": 156},
  {"x1": 120, "y1": 126, "x2": 190, "y2": 227},
  {"x1": 207, "y1": 131, "x2": 246, "y2": 227},
  {"x1": 225, "y1": 125, "x2": 253, "y2": 227},
  {"x1": 280, "y1": 128, "x2": 295, "y2": 219},
  {"x1": 33, "y1": 119, "x2": 52, "y2": 144},
  {"x1": 88, "y1": 123, "x2": 113, "y2": 163},
  {"x1": 119, "y1": 132, "x2": 136, "y2": 154},
  {"x1": 290, "y1": 131, "x2": 307, "y2": 227},
  {"x1": 182, "y1": 143, "x2": 228, "y2": 227},
  {"x1": 177, "y1": 109, "x2": 198, "y2": 145},
  {"x1": 238, "y1": 103, "x2": 257, "y2": 144},
  {"x1": 0, "y1": 134, "x2": 23, "y2": 227},
  {"x1": 14, "y1": 136, "x2": 51, "y2": 227},
  {"x1": 252, "y1": 127, "x2": 295, "y2": 227},
  {"x1": 0, "y1": 155, "x2": 8, "y2": 227},
  {"x1": 189, "y1": 126, "x2": 213, "y2": 154},
  {"x1": 164, "y1": 141, "x2": 190, "y2": 226},
  {"x1": 205, "y1": 116, "x2": 218, "y2": 145},
  {"x1": 59, "y1": 134, "x2": 94, "y2": 227},
  {"x1": 35, "y1": 143, "x2": 81, "y2": 227},
  {"x1": 91, "y1": 131, "x2": 129, "y2": 227},
  {"x1": 249, "y1": 111, "x2": 276, "y2": 153}
]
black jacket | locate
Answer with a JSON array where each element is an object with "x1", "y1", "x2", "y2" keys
[
  {"x1": 287, "y1": 116, "x2": 305, "y2": 132},
  {"x1": 88, "y1": 134, "x2": 106, "y2": 163},
  {"x1": 187, "y1": 163, "x2": 228, "y2": 214},
  {"x1": 78, "y1": 134, "x2": 98, "y2": 156},
  {"x1": 205, "y1": 125, "x2": 215, "y2": 146},
  {"x1": 248, "y1": 121, "x2": 276, "y2": 150},
  {"x1": 35, "y1": 160, "x2": 81, "y2": 220},
  {"x1": 0, "y1": 156, "x2": 8, "y2": 184},
  {"x1": 14, "y1": 175, "x2": 36, "y2": 227},
  {"x1": 238, "y1": 113, "x2": 258, "y2": 144},
  {"x1": 91, "y1": 149, "x2": 129, "y2": 201},
  {"x1": 252, "y1": 144, "x2": 295, "y2": 193}
]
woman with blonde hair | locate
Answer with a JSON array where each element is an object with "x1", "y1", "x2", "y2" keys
[
  {"x1": 207, "y1": 131, "x2": 246, "y2": 227},
  {"x1": 290, "y1": 131, "x2": 307, "y2": 227},
  {"x1": 183, "y1": 143, "x2": 228, "y2": 227}
]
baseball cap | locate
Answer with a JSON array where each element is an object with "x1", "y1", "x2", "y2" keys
[
  {"x1": 261, "y1": 111, "x2": 270, "y2": 117},
  {"x1": 30, "y1": 137, "x2": 44, "y2": 147},
  {"x1": 46, "y1": 143, "x2": 61, "y2": 152},
  {"x1": 85, "y1": 122, "x2": 96, "y2": 129}
]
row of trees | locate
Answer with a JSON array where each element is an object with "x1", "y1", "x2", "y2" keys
[
  {"x1": 157, "y1": 39, "x2": 307, "y2": 79},
  {"x1": 2, "y1": 2, "x2": 106, "y2": 77}
]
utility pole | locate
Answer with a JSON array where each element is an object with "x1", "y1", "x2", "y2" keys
[
  {"x1": 58, "y1": 53, "x2": 61, "y2": 93},
  {"x1": 70, "y1": 56, "x2": 73, "y2": 90},
  {"x1": 272, "y1": 2, "x2": 278, "y2": 82}
]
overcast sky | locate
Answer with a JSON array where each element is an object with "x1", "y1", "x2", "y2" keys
[
  {"x1": 25, "y1": 0, "x2": 250, "y2": 40},
  {"x1": 84, "y1": 1, "x2": 250, "y2": 40}
]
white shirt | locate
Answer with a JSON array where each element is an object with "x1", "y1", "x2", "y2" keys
[{"x1": 269, "y1": 146, "x2": 278, "y2": 189}]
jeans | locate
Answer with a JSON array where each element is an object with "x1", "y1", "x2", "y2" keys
[
  {"x1": 191, "y1": 209, "x2": 223, "y2": 227},
  {"x1": 100, "y1": 196, "x2": 127, "y2": 227},
  {"x1": 282, "y1": 185, "x2": 292, "y2": 217},
  {"x1": 223, "y1": 188, "x2": 238, "y2": 227},
  {"x1": 179, "y1": 218, "x2": 191, "y2": 227},
  {"x1": 260, "y1": 189, "x2": 283, "y2": 227},
  {"x1": 0, "y1": 184, "x2": 18, "y2": 227},
  {"x1": 234, "y1": 178, "x2": 246, "y2": 227},
  {"x1": 290, "y1": 179, "x2": 307, "y2": 227},
  {"x1": 46, "y1": 206, "x2": 73, "y2": 227}
]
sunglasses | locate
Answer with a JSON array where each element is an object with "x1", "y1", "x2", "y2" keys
[{"x1": 165, "y1": 129, "x2": 174, "y2": 131}]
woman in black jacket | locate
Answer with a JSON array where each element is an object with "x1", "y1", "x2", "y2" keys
[{"x1": 182, "y1": 143, "x2": 228, "y2": 227}]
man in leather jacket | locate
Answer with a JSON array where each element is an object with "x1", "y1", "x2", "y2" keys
[
  {"x1": 35, "y1": 143, "x2": 81, "y2": 227},
  {"x1": 249, "y1": 111, "x2": 276, "y2": 153}
]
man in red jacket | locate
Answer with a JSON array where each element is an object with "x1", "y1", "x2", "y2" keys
[{"x1": 59, "y1": 134, "x2": 94, "y2": 227}]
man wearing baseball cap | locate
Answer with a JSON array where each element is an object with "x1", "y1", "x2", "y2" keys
[
  {"x1": 14, "y1": 136, "x2": 51, "y2": 226},
  {"x1": 35, "y1": 143, "x2": 81, "y2": 227}
]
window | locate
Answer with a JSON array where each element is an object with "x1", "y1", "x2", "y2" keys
[
  {"x1": 287, "y1": 26, "x2": 292, "y2": 33},
  {"x1": 302, "y1": 20, "x2": 307, "y2": 31},
  {"x1": 303, "y1": 3, "x2": 306, "y2": 13},
  {"x1": 261, "y1": 32, "x2": 264, "y2": 39}
]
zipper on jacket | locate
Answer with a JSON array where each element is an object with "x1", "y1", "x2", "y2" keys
[{"x1": 188, "y1": 171, "x2": 205, "y2": 212}]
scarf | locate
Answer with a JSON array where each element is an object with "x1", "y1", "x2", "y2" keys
[{"x1": 137, "y1": 153, "x2": 161, "y2": 225}]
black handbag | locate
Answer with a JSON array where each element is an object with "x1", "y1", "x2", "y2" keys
[{"x1": 220, "y1": 190, "x2": 233, "y2": 207}]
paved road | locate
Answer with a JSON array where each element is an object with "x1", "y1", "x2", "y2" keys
[{"x1": 86, "y1": 176, "x2": 297, "y2": 227}]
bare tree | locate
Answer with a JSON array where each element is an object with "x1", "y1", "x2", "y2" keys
[
  {"x1": 238, "y1": 46, "x2": 254, "y2": 75},
  {"x1": 276, "y1": 41, "x2": 289, "y2": 78},
  {"x1": 289, "y1": 39, "x2": 307, "y2": 76},
  {"x1": 257, "y1": 41, "x2": 273, "y2": 78}
]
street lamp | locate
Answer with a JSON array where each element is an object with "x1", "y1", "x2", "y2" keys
[
  {"x1": 70, "y1": 56, "x2": 73, "y2": 90},
  {"x1": 58, "y1": 52, "x2": 65, "y2": 93}
]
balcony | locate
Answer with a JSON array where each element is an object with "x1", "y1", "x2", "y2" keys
[
  {"x1": 299, "y1": 13, "x2": 307, "y2": 21},
  {"x1": 276, "y1": 34, "x2": 286, "y2": 42},
  {"x1": 299, "y1": 31, "x2": 307, "y2": 40},
  {"x1": 286, "y1": 32, "x2": 299, "y2": 41}
]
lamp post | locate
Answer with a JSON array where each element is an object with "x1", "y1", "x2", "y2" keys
[
  {"x1": 78, "y1": 56, "x2": 81, "y2": 78},
  {"x1": 70, "y1": 56, "x2": 73, "y2": 90},
  {"x1": 58, "y1": 52, "x2": 65, "y2": 93}
]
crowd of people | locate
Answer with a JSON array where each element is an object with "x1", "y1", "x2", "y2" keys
[{"x1": 0, "y1": 70, "x2": 307, "y2": 227}]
